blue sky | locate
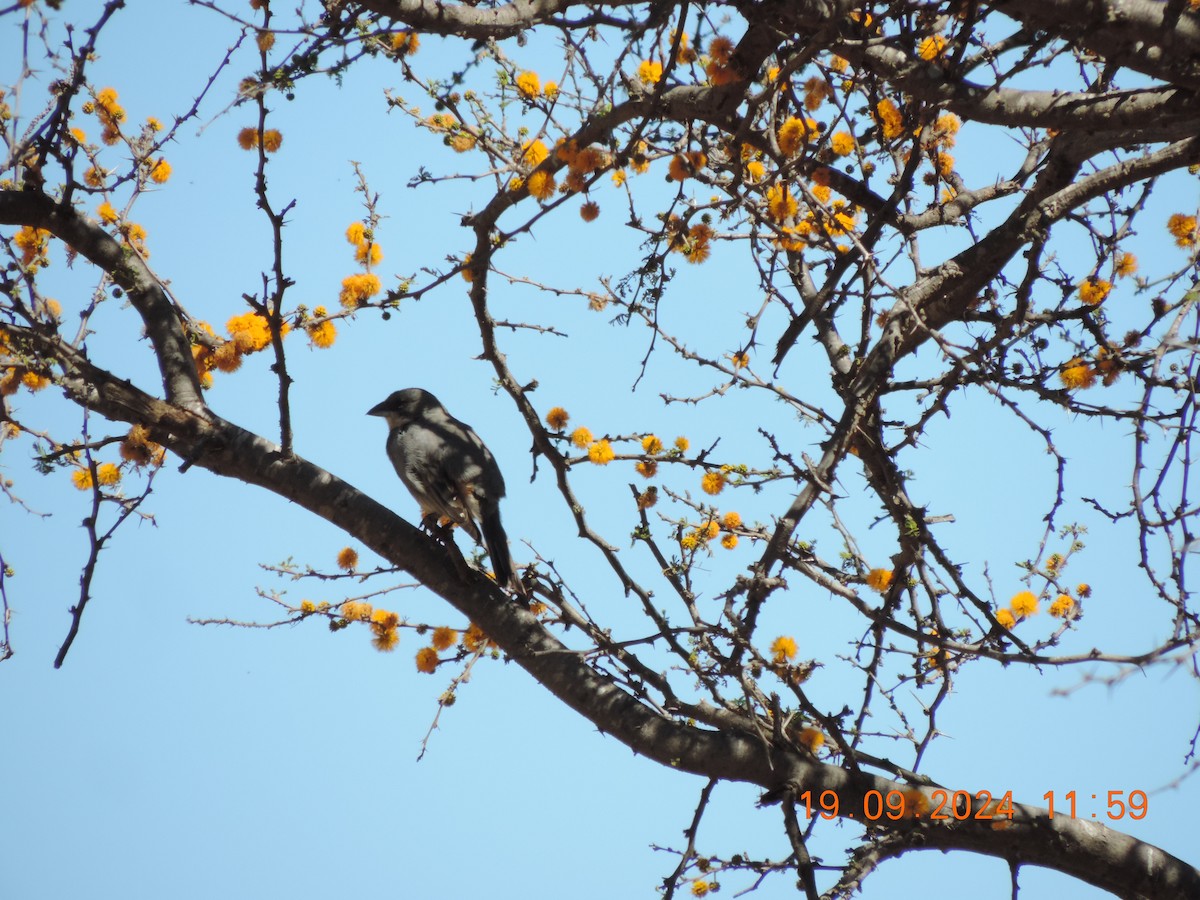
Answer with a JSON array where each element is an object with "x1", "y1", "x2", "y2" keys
[{"x1": 3, "y1": 2, "x2": 1199, "y2": 897}]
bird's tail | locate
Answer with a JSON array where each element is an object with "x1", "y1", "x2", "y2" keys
[{"x1": 480, "y1": 505, "x2": 523, "y2": 596}]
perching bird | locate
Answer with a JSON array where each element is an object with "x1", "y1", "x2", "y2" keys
[{"x1": 368, "y1": 388, "x2": 520, "y2": 593}]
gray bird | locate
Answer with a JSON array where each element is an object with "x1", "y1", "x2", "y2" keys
[{"x1": 368, "y1": 388, "x2": 520, "y2": 593}]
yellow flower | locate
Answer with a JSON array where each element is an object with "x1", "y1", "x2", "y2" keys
[
  {"x1": 1115, "y1": 252, "x2": 1137, "y2": 277},
  {"x1": 262, "y1": 129, "x2": 283, "y2": 152},
  {"x1": 1059, "y1": 358, "x2": 1096, "y2": 390},
  {"x1": 701, "y1": 471, "x2": 726, "y2": 495},
  {"x1": 21, "y1": 371, "x2": 49, "y2": 392},
  {"x1": 674, "y1": 436, "x2": 689, "y2": 452},
  {"x1": 803, "y1": 76, "x2": 831, "y2": 110},
  {"x1": 97, "y1": 201, "x2": 119, "y2": 224},
  {"x1": 372, "y1": 627, "x2": 400, "y2": 652},
  {"x1": 635, "y1": 460, "x2": 658, "y2": 478},
  {"x1": 865, "y1": 568, "x2": 893, "y2": 593},
  {"x1": 708, "y1": 35, "x2": 734, "y2": 65},
  {"x1": 721, "y1": 512, "x2": 742, "y2": 530},
  {"x1": 545, "y1": 407, "x2": 570, "y2": 430},
  {"x1": 300, "y1": 600, "x2": 316, "y2": 614},
  {"x1": 1077, "y1": 278, "x2": 1112, "y2": 305},
  {"x1": 431, "y1": 626, "x2": 458, "y2": 651},
  {"x1": 745, "y1": 159, "x2": 765, "y2": 182},
  {"x1": 680, "y1": 534, "x2": 699, "y2": 550},
  {"x1": 339, "y1": 273, "x2": 383, "y2": 308},
  {"x1": 611, "y1": 168, "x2": 627, "y2": 186},
  {"x1": 1049, "y1": 594, "x2": 1075, "y2": 618},
  {"x1": 996, "y1": 608, "x2": 1016, "y2": 629},
  {"x1": 237, "y1": 127, "x2": 258, "y2": 150},
  {"x1": 702, "y1": 520, "x2": 720, "y2": 541},
  {"x1": 391, "y1": 30, "x2": 419, "y2": 56},
  {"x1": 355, "y1": 241, "x2": 383, "y2": 266},
  {"x1": 71, "y1": 468, "x2": 94, "y2": 491},
  {"x1": 148, "y1": 159, "x2": 172, "y2": 183},
  {"x1": 668, "y1": 154, "x2": 692, "y2": 182},
  {"x1": 875, "y1": 98, "x2": 903, "y2": 140},
  {"x1": 415, "y1": 646, "x2": 440, "y2": 673},
  {"x1": 935, "y1": 151, "x2": 954, "y2": 177},
  {"x1": 345, "y1": 221, "x2": 367, "y2": 245},
  {"x1": 307, "y1": 320, "x2": 337, "y2": 348},
  {"x1": 918, "y1": 34, "x2": 947, "y2": 60},
  {"x1": 526, "y1": 170, "x2": 556, "y2": 201},
  {"x1": 777, "y1": 117, "x2": 814, "y2": 156},
  {"x1": 570, "y1": 427, "x2": 593, "y2": 448},
  {"x1": 580, "y1": 201, "x2": 600, "y2": 222},
  {"x1": 463, "y1": 623, "x2": 489, "y2": 652},
  {"x1": 1010, "y1": 590, "x2": 1039, "y2": 618},
  {"x1": 336, "y1": 546, "x2": 359, "y2": 571},
  {"x1": 766, "y1": 183, "x2": 798, "y2": 222},
  {"x1": 829, "y1": 131, "x2": 855, "y2": 156},
  {"x1": 543, "y1": 81, "x2": 558, "y2": 99},
  {"x1": 720, "y1": 533, "x2": 738, "y2": 549},
  {"x1": 731, "y1": 351, "x2": 750, "y2": 368},
  {"x1": 637, "y1": 60, "x2": 663, "y2": 84},
  {"x1": 227, "y1": 311, "x2": 289, "y2": 351},
  {"x1": 341, "y1": 601, "x2": 373, "y2": 621},
  {"x1": 691, "y1": 882, "x2": 711, "y2": 898},
  {"x1": 771, "y1": 636, "x2": 798, "y2": 663},
  {"x1": 641, "y1": 435, "x2": 663, "y2": 455},
  {"x1": 522, "y1": 139, "x2": 549, "y2": 167},
  {"x1": 1168, "y1": 213, "x2": 1197, "y2": 247},
  {"x1": 797, "y1": 727, "x2": 824, "y2": 753},
  {"x1": 96, "y1": 462, "x2": 122, "y2": 486},
  {"x1": 1076, "y1": 583, "x2": 1092, "y2": 598},
  {"x1": 515, "y1": 71, "x2": 541, "y2": 99},
  {"x1": 588, "y1": 439, "x2": 615, "y2": 465}
]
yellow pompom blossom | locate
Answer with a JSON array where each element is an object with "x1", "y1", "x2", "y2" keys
[
  {"x1": 345, "y1": 221, "x2": 367, "y2": 245},
  {"x1": 1049, "y1": 594, "x2": 1075, "y2": 618},
  {"x1": 262, "y1": 129, "x2": 283, "y2": 152},
  {"x1": 307, "y1": 319, "x2": 336, "y2": 348},
  {"x1": 721, "y1": 511, "x2": 742, "y2": 530},
  {"x1": 342, "y1": 600, "x2": 373, "y2": 621},
  {"x1": 226, "y1": 311, "x2": 289, "y2": 352},
  {"x1": 641, "y1": 435, "x2": 663, "y2": 455},
  {"x1": 1168, "y1": 213, "x2": 1198, "y2": 247},
  {"x1": 636, "y1": 486, "x2": 659, "y2": 509},
  {"x1": 515, "y1": 71, "x2": 541, "y2": 99},
  {"x1": 637, "y1": 60, "x2": 663, "y2": 84},
  {"x1": 829, "y1": 131, "x2": 855, "y2": 156},
  {"x1": 543, "y1": 81, "x2": 558, "y2": 99},
  {"x1": 918, "y1": 34, "x2": 947, "y2": 60},
  {"x1": 526, "y1": 170, "x2": 556, "y2": 201},
  {"x1": 21, "y1": 371, "x2": 49, "y2": 391},
  {"x1": 674, "y1": 436, "x2": 690, "y2": 452},
  {"x1": 803, "y1": 76, "x2": 832, "y2": 110},
  {"x1": 995, "y1": 608, "x2": 1016, "y2": 630},
  {"x1": 13, "y1": 226, "x2": 50, "y2": 265},
  {"x1": 449, "y1": 132, "x2": 477, "y2": 153},
  {"x1": 935, "y1": 152, "x2": 955, "y2": 177},
  {"x1": 336, "y1": 546, "x2": 359, "y2": 571},
  {"x1": 255, "y1": 30, "x2": 276, "y2": 52},
  {"x1": 370, "y1": 609, "x2": 400, "y2": 630},
  {"x1": 463, "y1": 623, "x2": 489, "y2": 652},
  {"x1": 636, "y1": 460, "x2": 658, "y2": 479},
  {"x1": 1077, "y1": 583, "x2": 1092, "y2": 598},
  {"x1": 1115, "y1": 252, "x2": 1138, "y2": 278},
  {"x1": 875, "y1": 98, "x2": 903, "y2": 140},
  {"x1": 355, "y1": 241, "x2": 383, "y2": 266},
  {"x1": 119, "y1": 424, "x2": 165, "y2": 467},
  {"x1": 391, "y1": 30, "x2": 419, "y2": 56},
  {"x1": 545, "y1": 407, "x2": 570, "y2": 430},
  {"x1": 339, "y1": 272, "x2": 383, "y2": 308},
  {"x1": 97, "y1": 201, "x2": 119, "y2": 224},
  {"x1": 415, "y1": 646, "x2": 440, "y2": 673},
  {"x1": 766, "y1": 183, "x2": 798, "y2": 222},
  {"x1": 866, "y1": 568, "x2": 894, "y2": 593},
  {"x1": 299, "y1": 600, "x2": 317, "y2": 614},
  {"x1": 933, "y1": 113, "x2": 961, "y2": 147},
  {"x1": 720, "y1": 533, "x2": 738, "y2": 549},
  {"x1": 431, "y1": 626, "x2": 458, "y2": 651},
  {"x1": 797, "y1": 727, "x2": 825, "y2": 753},
  {"x1": 701, "y1": 520, "x2": 720, "y2": 542},
  {"x1": 237, "y1": 127, "x2": 259, "y2": 150},
  {"x1": 777, "y1": 117, "x2": 816, "y2": 156},
  {"x1": 1077, "y1": 278, "x2": 1112, "y2": 305},
  {"x1": 522, "y1": 139, "x2": 549, "y2": 167},
  {"x1": 150, "y1": 159, "x2": 172, "y2": 183},
  {"x1": 1059, "y1": 358, "x2": 1096, "y2": 390},
  {"x1": 708, "y1": 35, "x2": 735, "y2": 65},
  {"x1": 372, "y1": 627, "x2": 400, "y2": 652},
  {"x1": 71, "y1": 468, "x2": 94, "y2": 491},
  {"x1": 701, "y1": 470, "x2": 726, "y2": 495},
  {"x1": 571, "y1": 427, "x2": 593, "y2": 448},
  {"x1": 94, "y1": 463, "x2": 121, "y2": 486},
  {"x1": 771, "y1": 635, "x2": 798, "y2": 663},
  {"x1": 691, "y1": 881, "x2": 711, "y2": 897},
  {"x1": 1010, "y1": 590, "x2": 1039, "y2": 618},
  {"x1": 731, "y1": 351, "x2": 750, "y2": 368},
  {"x1": 580, "y1": 201, "x2": 600, "y2": 222},
  {"x1": 745, "y1": 159, "x2": 765, "y2": 181},
  {"x1": 588, "y1": 439, "x2": 615, "y2": 465}
]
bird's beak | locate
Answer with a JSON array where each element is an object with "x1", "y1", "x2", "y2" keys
[{"x1": 367, "y1": 401, "x2": 387, "y2": 417}]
